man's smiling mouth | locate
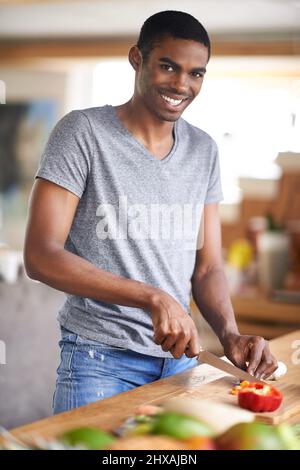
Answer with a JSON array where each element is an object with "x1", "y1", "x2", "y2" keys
[{"x1": 160, "y1": 93, "x2": 188, "y2": 107}]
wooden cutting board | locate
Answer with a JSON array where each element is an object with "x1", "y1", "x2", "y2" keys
[
  {"x1": 166, "y1": 377, "x2": 300, "y2": 425},
  {"x1": 147, "y1": 331, "x2": 300, "y2": 425}
]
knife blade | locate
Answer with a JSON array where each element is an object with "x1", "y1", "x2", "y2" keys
[{"x1": 197, "y1": 350, "x2": 266, "y2": 384}]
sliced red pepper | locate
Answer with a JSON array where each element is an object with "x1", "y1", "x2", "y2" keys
[{"x1": 236, "y1": 382, "x2": 283, "y2": 413}]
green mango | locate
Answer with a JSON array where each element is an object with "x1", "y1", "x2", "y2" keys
[
  {"x1": 60, "y1": 427, "x2": 115, "y2": 450},
  {"x1": 150, "y1": 412, "x2": 214, "y2": 440}
]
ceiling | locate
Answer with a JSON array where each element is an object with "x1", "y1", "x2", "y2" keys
[{"x1": 0, "y1": 0, "x2": 299, "y2": 39}]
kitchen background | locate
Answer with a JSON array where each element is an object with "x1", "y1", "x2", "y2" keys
[{"x1": 0, "y1": 0, "x2": 299, "y2": 430}]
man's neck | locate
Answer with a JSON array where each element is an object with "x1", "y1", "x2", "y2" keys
[{"x1": 114, "y1": 98, "x2": 175, "y2": 148}]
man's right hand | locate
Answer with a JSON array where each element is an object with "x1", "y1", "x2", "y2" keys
[{"x1": 149, "y1": 292, "x2": 201, "y2": 359}]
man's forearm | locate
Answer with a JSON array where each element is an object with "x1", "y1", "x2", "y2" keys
[
  {"x1": 191, "y1": 266, "x2": 239, "y2": 345},
  {"x1": 25, "y1": 248, "x2": 158, "y2": 310}
]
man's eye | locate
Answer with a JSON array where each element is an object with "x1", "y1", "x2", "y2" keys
[
  {"x1": 191, "y1": 72, "x2": 204, "y2": 78},
  {"x1": 161, "y1": 64, "x2": 174, "y2": 72}
]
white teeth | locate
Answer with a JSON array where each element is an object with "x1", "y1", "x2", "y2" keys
[{"x1": 161, "y1": 94, "x2": 183, "y2": 106}]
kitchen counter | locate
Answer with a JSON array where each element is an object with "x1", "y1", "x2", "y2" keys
[
  {"x1": 231, "y1": 293, "x2": 300, "y2": 324},
  {"x1": 5, "y1": 330, "x2": 300, "y2": 446},
  {"x1": 231, "y1": 294, "x2": 300, "y2": 339}
]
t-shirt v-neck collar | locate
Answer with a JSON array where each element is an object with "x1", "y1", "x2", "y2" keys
[{"x1": 107, "y1": 105, "x2": 179, "y2": 165}]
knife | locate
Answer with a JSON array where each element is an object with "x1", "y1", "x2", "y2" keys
[{"x1": 197, "y1": 349, "x2": 266, "y2": 384}]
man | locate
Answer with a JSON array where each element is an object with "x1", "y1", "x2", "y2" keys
[{"x1": 24, "y1": 11, "x2": 278, "y2": 414}]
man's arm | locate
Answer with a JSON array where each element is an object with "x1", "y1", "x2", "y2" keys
[
  {"x1": 24, "y1": 178, "x2": 200, "y2": 358},
  {"x1": 191, "y1": 203, "x2": 278, "y2": 379}
]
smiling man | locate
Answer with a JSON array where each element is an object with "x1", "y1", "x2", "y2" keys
[{"x1": 24, "y1": 11, "x2": 278, "y2": 414}]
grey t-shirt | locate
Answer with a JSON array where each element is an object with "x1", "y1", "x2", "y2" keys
[{"x1": 36, "y1": 105, "x2": 223, "y2": 357}]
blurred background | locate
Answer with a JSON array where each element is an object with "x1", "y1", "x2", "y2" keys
[{"x1": 0, "y1": 0, "x2": 300, "y2": 429}]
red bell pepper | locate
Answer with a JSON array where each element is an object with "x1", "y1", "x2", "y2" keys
[{"x1": 234, "y1": 382, "x2": 283, "y2": 413}]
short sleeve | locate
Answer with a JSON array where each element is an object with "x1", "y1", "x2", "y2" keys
[
  {"x1": 35, "y1": 110, "x2": 93, "y2": 198},
  {"x1": 205, "y1": 141, "x2": 224, "y2": 204}
]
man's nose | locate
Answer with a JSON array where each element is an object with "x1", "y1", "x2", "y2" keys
[{"x1": 171, "y1": 72, "x2": 189, "y2": 95}]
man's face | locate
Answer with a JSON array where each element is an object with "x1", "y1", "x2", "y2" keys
[{"x1": 135, "y1": 36, "x2": 209, "y2": 122}]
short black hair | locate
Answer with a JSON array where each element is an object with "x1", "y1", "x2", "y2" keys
[{"x1": 137, "y1": 10, "x2": 211, "y2": 62}]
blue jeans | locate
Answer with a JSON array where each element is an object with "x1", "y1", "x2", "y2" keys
[{"x1": 53, "y1": 327, "x2": 198, "y2": 414}]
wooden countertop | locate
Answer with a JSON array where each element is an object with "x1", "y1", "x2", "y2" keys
[
  {"x1": 7, "y1": 330, "x2": 300, "y2": 446},
  {"x1": 230, "y1": 294, "x2": 300, "y2": 339},
  {"x1": 231, "y1": 294, "x2": 300, "y2": 324}
]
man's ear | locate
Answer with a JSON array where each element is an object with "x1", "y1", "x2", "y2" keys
[{"x1": 128, "y1": 46, "x2": 142, "y2": 71}]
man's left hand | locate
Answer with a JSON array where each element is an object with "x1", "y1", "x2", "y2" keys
[{"x1": 222, "y1": 333, "x2": 278, "y2": 380}]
